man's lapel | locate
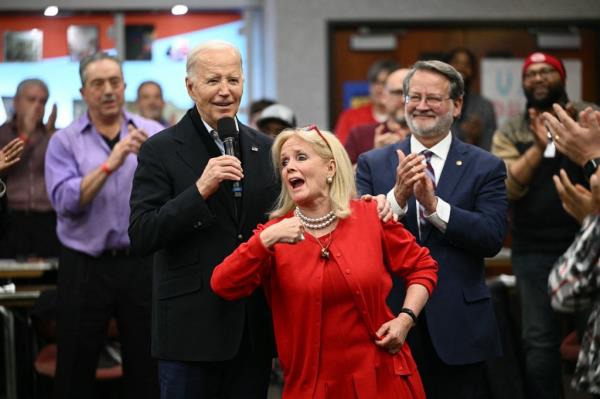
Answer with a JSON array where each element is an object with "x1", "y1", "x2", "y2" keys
[
  {"x1": 238, "y1": 123, "x2": 270, "y2": 229},
  {"x1": 436, "y1": 137, "x2": 468, "y2": 200}
]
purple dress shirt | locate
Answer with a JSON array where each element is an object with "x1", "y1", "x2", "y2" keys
[{"x1": 45, "y1": 110, "x2": 164, "y2": 256}]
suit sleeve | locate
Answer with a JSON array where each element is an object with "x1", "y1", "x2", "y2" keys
[
  {"x1": 444, "y1": 156, "x2": 508, "y2": 257},
  {"x1": 210, "y1": 225, "x2": 274, "y2": 300},
  {"x1": 355, "y1": 153, "x2": 376, "y2": 195},
  {"x1": 128, "y1": 138, "x2": 216, "y2": 255}
]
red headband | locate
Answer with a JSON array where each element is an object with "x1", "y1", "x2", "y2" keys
[{"x1": 522, "y1": 52, "x2": 566, "y2": 81}]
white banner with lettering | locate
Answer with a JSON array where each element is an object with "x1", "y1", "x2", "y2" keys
[{"x1": 481, "y1": 58, "x2": 581, "y2": 128}]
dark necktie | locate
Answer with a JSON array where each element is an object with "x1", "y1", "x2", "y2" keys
[{"x1": 418, "y1": 150, "x2": 436, "y2": 229}]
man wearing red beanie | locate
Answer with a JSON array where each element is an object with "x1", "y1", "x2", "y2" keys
[{"x1": 492, "y1": 52, "x2": 597, "y2": 399}]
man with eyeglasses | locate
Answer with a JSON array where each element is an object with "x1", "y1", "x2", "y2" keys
[
  {"x1": 334, "y1": 59, "x2": 400, "y2": 144},
  {"x1": 356, "y1": 60, "x2": 508, "y2": 399},
  {"x1": 45, "y1": 52, "x2": 163, "y2": 398},
  {"x1": 345, "y1": 68, "x2": 411, "y2": 164},
  {"x1": 491, "y1": 52, "x2": 597, "y2": 399}
]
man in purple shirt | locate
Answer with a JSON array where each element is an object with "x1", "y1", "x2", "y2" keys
[{"x1": 45, "y1": 52, "x2": 163, "y2": 399}]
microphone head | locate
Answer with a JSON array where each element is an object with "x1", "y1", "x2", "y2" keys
[{"x1": 217, "y1": 117, "x2": 237, "y2": 141}]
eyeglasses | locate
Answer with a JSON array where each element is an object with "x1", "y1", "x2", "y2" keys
[
  {"x1": 405, "y1": 94, "x2": 451, "y2": 108},
  {"x1": 523, "y1": 67, "x2": 559, "y2": 81},
  {"x1": 302, "y1": 124, "x2": 332, "y2": 153}
]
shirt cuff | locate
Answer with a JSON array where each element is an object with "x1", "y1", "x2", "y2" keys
[
  {"x1": 425, "y1": 197, "x2": 450, "y2": 233},
  {"x1": 387, "y1": 188, "x2": 407, "y2": 218}
]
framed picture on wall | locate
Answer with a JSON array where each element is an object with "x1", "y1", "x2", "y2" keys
[
  {"x1": 125, "y1": 25, "x2": 154, "y2": 60},
  {"x1": 67, "y1": 25, "x2": 99, "y2": 61},
  {"x1": 4, "y1": 30, "x2": 43, "y2": 62}
]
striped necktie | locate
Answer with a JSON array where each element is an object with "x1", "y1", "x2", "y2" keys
[
  {"x1": 210, "y1": 130, "x2": 225, "y2": 154},
  {"x1": 418, "y1": 150, "x2": 436, "y2": 229}
]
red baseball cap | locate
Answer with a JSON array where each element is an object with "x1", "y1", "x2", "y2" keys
[{"x1": 522, "y1": 52, "x2": 566, "y2": 81}]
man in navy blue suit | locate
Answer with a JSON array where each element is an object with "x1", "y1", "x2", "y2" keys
[{"x1": 356, "y1": 60, "x2": 508, "y2": 399}]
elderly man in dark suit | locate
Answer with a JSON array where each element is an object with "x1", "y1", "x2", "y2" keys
[
  {"x1": 129, "y1": 41, "x2": 278, "y2": 399},
  {"x1": 356, "y1": 60, "x2": 508, "y2": 399}
]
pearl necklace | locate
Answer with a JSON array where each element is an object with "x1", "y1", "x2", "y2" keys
[{"x1": 294, "y1": 207, "x2": 337, "y2": 230}]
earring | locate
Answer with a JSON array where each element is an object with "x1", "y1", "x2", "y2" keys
[{"x1": 326, "y1": 176, "x2": 333, "y2": 184}]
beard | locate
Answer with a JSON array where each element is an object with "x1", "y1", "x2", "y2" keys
[
  {"x1": 406, "y1": 108, "x2": 454, "y2": 138},
  {"x1": 524, "y1": 82, "x2": 568, "y2": 110}
]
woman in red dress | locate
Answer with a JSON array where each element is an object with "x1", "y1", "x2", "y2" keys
[{"x1": 211, "y1": 126, "x2": 438, "y2": 398}]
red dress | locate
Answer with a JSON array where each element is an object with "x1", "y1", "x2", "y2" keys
[{"x1": 211, "y1": 200, "x2": 437, "y2": 398}]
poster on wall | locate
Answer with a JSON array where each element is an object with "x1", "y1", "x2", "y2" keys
[
  {"x1": 67, "y1": 25, "x2": 99, "y2": 61},
  {"x1": 4, "y1": 30, "x2": 43, "y2": 62},
  {"x1": 125, "y1": 25, "x2": 154, "y2": 60},
  {"x1": 481, "y1": 58, "x2": 582, "y2": 128}
]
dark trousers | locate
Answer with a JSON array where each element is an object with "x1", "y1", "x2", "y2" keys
[
  {"x1": 158, "y1": 326, "x2": 272, "y2": 399},
  {"x1": 512, "y1": 252, "x2": 563, "y2": 399},
  {"x1": 0, "y1": 210, "x2": 60, "y2": 258},
  {"x1": 54, "y1": 246, "x2": 158, "y2": 399},
  {"x1": 407, "y1": 313, "x2": 489, "y2": 399}
]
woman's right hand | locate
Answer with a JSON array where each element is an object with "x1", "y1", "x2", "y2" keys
[{"x1": 259, "y1": 216, "x2": 305, "y2": 248}]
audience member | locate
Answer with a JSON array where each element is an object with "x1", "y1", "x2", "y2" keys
[
  {"x1": 446, "y1": 47, "x2": 497, "y2": 151},
  {"x1": 334, "y1": 59, "x2": 400, "y2": 144},
  {"x1": 547, "y1": 108, "x2": 600, "y2": 396},
  {"x1": 256, "y1": 103, "x2": 297, "y2": 137},
  {"x1": 356, "y1": 60, "x2": 507, "y2": 399},
  {"x1": 128, "y1": 40, "x2": 279, "y2": 399},
  {"x1": 345, "y1": 68, "x2": 410, "y2": 164},
  {"x1": 549, "y1": 167, "x2": 600, "y2": 398},
  {"x1": 0, "y1": 138, "x2": 24, "y2": 231},
  {"x1": 0, "y1": 79, "x2": 60, "y2": 258},
  {"x1": 136, "y1": 80, "x2": 168, "y2": 127},
  {"x1": 491, "y1": 51, "x2": 596, "y2": 399},
  {"x1": 248, "y1": 98, "x2": 276, "y2": 129},
  {"x1": 211, "y1": 126, "x2": 437, "y2": 398},
  {"x1": 45, "y1": 52, "x2": 162, "y2": 399}
]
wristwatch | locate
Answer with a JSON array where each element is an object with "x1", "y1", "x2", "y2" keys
[{"x1": 583, "y1": 157, "x2": 600, "y2": 181}]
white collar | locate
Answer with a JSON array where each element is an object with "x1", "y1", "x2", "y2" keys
[
  {"x1": 201, "y1": 117, "x2": 239, "y2": 136},
  {"x1": 410, "y1": 132, "x2": 452, "y2": 161}
]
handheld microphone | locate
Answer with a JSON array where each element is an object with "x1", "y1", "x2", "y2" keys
[{"x1": 217, "y1": 117, "x2": 242, "y2": 198}]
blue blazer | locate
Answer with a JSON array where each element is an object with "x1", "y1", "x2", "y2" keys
[{"x1": 356, "y1": 135, "x2": 507, "y2": 365}]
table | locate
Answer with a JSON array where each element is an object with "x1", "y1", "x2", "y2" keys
[{"x1": 0, "y1": 259, "x2": 58, "y2": 279}]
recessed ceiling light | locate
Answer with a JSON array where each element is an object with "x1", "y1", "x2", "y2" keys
[
  {"x1": 44, "y1": 6, "x2": 59, "y2": 16},
  {"x1": 171, "y1": 5, "x2": 188, "y2": 15}
]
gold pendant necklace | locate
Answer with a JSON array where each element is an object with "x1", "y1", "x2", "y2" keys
[{"x1": 317, "y1": 232, "x2": 333, "y2": 259}]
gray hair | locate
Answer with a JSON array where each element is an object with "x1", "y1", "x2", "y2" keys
[
  {"x1": 15, "y1": 78, "x2": 49, "y2": 98},
  {"x1": 79, "y1": 52, "x2": 122, "y2": 86},
  {"x1": 136, "y1": 80, "x2": 164, "y2": 99},
  {"x1": 403, "y1": 60, "x2": 464, "y2": 100},
  {"x1": 185, "y1": 40, "x2": 242, "y2": 82}
]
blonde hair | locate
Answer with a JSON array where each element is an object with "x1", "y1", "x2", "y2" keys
[{"x1": 269, "y1": 127, "x2": 356, "y2": 219}]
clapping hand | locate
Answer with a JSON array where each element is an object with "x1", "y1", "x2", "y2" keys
[
  {"x1": 393, "y1": 150, "x2": 426, "y2": 209},
  {"x1": 0, "y1": 138, "x2": 24, "y2": 173},
  {"x1": 543, "y1": 104, "x2": 600, "y2": 167},
  {"x1": 104, "y1": 124, "x2": 149, "y2": 173},
  {"x1": 553, "y1": 169, "x2": 598, "y2": 224}
]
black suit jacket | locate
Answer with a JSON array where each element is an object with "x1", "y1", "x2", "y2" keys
[{"x1": 129, "y1": 107, "x2": 278, "y2": 361}]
